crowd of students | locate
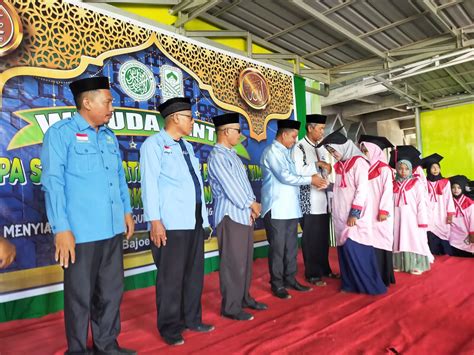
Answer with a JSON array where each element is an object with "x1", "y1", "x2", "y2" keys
[{"x1": 318, "y1": 129, "x2": 473, "y2": 296}]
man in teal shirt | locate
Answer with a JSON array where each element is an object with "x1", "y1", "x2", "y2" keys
[{"x1": 41, "y1": 77, "x2": 135, "y2": 355}]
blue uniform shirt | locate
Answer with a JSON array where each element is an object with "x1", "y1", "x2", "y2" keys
[
  {"x1": 140, "y1": 129, "x2": 209, "y2": 230},
  {"x1": 40, "y1": 113, "x2": 132, "y2": 244},
  {"x1": 260, "y1": 141, "x2": 312, "y2": 220}
]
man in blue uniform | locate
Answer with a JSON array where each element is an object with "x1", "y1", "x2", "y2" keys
[
  {"x1": 140, "y1": 97, "x2": 214, "y2": 346},
  {"x1": 261, "y1": 119, "x2": 321, "y2": 299},
  {"x1": 41, "y1": 77, "x2": 135, "y2": 355}
]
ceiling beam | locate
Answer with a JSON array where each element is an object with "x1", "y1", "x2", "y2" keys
[
  {"x1": 173, "y1": 0, "x2": 221, "y2": 27},
  {"x1": 291, "y1": 0, "x2": 389, "y2": 60},
  {"x1": 321, "y1": 78, "x2": 388, "y2": 106},
  {"x1": 355, "y1": 95, "x2": 383, "y2": 104},
  {"x1": 399, "y1": 119, "x2": 416, "y2": 130},
  {"x1": 212, "y1": 0, "x2": 242, "y2": 17},
  {"x1": 325, "y1": 96, "x2": 408, "y2": 117},
  {"x1": 421, "y1": 0, "x2": 459, "y2": 38},
  {"x1": 444, "y1": 67, "x2": 474, "y2": 94},
  {"x1": 364, "y1": 111, "x2": 414, "y2": 123}
]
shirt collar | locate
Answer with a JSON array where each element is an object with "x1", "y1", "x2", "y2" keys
[
  {"x1": 160, "y1": 129, "x2": 180, "y2": 146},
  {"x1": 274, "y1": 140, "x2": 288, "y2": 152},
  {"x1": 73, "y1": 113, "x2": 108, "y2": 132},
  {"x1": 304, "y1": 136, "x2": 317, "y2": 147},
  {"x1": 215, "y1": 143, "x2": 234, "y2": 152}
]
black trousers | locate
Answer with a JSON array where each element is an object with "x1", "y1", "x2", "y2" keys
[
  {"x1": 451, "y1": 246, "x2": 474, "y2": 258},
  {"x1": 300, "y1": 213, "x2": 332, "y2": 279},
  {"x1": 63, "y1": 234, "x2": 124, "y2": 354},
  {"x1": 428, "y1": 231, "x2": 453, "y2": 255},
  {"x1": 216, "y1": 216, "x2": 256, "y2": 316},
  {"x1": 374, "y1": 248, "x2": 396, "y2": 286},
  {"x1": 263, "y1": 211, "x2": 299, "y2": 291},
  {"x1": 150, "y1": 205, "x2": 204, "y2": 339}
]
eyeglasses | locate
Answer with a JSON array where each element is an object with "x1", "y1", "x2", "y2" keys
[
  {"x1": 177, "y1": 113, "x2": 193, "y2": 120},
  {"x1": 219, "y1": 127, "x2": 241, "y2": 134}
]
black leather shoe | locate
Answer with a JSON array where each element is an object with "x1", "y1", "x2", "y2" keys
[
  {"x1": 163, "y1": 335, "x2": 184, "y2": 346},
  {"x1": 245, "y1": 302, "x2": 268, "y2": 311},
  {"x1": 222, "y1": 311, "x2": 254, "y2": 321},
  {"x1": 272, "y1": 287, "x2": 292, "y2": 299},
  {"x1": 285, "y1": 281, "x2": 312, "y2": 292},
  {"x1": 306, "y1": 277, "x2": 327, "y2": 286},
  {"x1": 186, "y1": 323, "x2": 215, "y2": 333}
]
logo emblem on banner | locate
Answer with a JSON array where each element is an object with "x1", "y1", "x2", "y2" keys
[
  {"x1": 160, "y1": 65, "x2": 184, "y2": 102},
  {"x1": 238, "y1": 68, "x2": 271, "y2": 110},
  {"x1": 118, "y1": 60, "x2": 156, "y2": 101},
  {"x1": 0, "y1": 1, "x2": 23, "y2": 57}
]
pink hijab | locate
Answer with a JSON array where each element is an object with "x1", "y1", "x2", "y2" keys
[{"x1": 361, "y1": 141, "x2": 388, "y2": 166}]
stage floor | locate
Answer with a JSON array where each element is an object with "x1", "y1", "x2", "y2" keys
[{"x1": 1, "y1": 249, "x2": 473, "y2": 354}]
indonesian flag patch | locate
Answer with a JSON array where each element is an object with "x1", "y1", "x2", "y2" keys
[
  {"x1": 164, "y1": 145, "x2": 172, "y2": 154},
  {"x1": 76, "y1": 133, "x2": 89, "y2": 142}
]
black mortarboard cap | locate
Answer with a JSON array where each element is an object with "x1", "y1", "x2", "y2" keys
[
  {"x1": 449, "y1": 175, "x2": 469, "y2": 192},
  {"x1": 421, "y1": 153, "x2": 443, "y2": 170},
  {"x1": 158, "y1": 97, "x2": 192, "y2": 118},
  {"x1": 316, "y1": 126, "x2": 346, "y2": 148},
  {"x1": 359, "y1": 135, "x2": 394, "y2": 151},
  {"x1": 69, "y1": 76, "x2": 110, "y2": 98},
  {"x1": 306, "y1": 114, "x2": 327, "y2": 124},
  {"x1": 212, "y1": 113, "x2": 240, "y2": 128},
  {"x1": 277, "y1": 119, "x2": 301, "y2": 130},
  {"x1": 389, "y1": 145, "x2": 422, "y2": 168}
]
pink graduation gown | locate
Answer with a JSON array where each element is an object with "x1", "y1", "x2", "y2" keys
[
  {"x1": 393, "y1": 178, "x2": 434, "y2": 262},
  {"x1": 332, "y1": 156, "x2": 373, "y2": 247},
  {"x1": 368, "y1": 161, "x2": 394, "y2": 251},
  {"x1": 426, "y1": 178, "x2": 455, "y2": 240},
  {"x1": 449, "y1": 195, "x2": 474, "y2": 253}
]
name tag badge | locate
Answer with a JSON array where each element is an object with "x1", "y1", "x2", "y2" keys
[{"x1": 76, "y1": 133, "x2": 89, "y2": 143}]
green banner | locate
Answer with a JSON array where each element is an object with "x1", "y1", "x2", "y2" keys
[{"x1": 10, "y1": 107, "x2": 250, "y2": 159}]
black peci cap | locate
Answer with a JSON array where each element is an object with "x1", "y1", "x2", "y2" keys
[
  {"x1": 69, "y1": 76, "x2": 110, "y2": 98},
  {"x1": 212, "y1": 113, "x2": 240, "y2": 128},
  {"x1": 277, "y1": 119, "x2": 301, "y2": 130},
  {"x1": 306, "y1": 114, "x2": 327, "y2": 124},
  {"x1": 158, "y1": 97, "x2": 192, "y2": 118}
]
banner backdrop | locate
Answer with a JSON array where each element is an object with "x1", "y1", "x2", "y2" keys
[{"x1": 0, "y1": 0, "x2": 296, "y2": 299}]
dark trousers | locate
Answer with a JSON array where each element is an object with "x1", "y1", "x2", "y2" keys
[
  {"x1": 300, "y1": 213, "x2": 332, "y2": 279},
  {"x1": 216, "y1": 216, "x2": 256, "y2": 316},
  {"x1": 263, "y1": 211, "x2": 299, "y2": 291},
  {"x1": 64, "y1": 234, "x2": 124, "y2": 354},
  {"x1": 374, "y1": 248, "x2": 396, "y2": 286},
  {"x1": 150, "y1": 205, "x2": 204, "y2": 339},
  {"x1": 451, "y1": 246, "x2": 474, "y2": 258},
  {"x1": 428, "y1": 231, "x2": 453, "y2": 255}
]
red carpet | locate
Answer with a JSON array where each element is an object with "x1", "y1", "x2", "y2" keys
[{"x1": 1, "y1": 249, "x2": 473, "y2": 354}]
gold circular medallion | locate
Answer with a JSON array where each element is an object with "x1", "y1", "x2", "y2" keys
[
  {"x1": 238, "y1": 68, "x2": 271, "y2": 110},
  {"x1": 0, "y1": 0, "x2": 23, "y2": 57}
]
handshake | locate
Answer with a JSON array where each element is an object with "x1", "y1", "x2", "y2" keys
[
  {"x1": 311, "y1": 161, "x2": 331, "y2": 190},
  {"x1": 311, "y1": 174, "x2": 329, "y2": 190}
]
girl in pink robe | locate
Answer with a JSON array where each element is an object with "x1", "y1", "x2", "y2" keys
[
  {"x1": 393, "y1": 160, "x2": 434, "y2": 275},
  {"x1": 421, "y1": 154, "x2": 455, "y2": 255},
  {"x1": 359, "y1": 137, "x2": 395, "y2": 286},
  {"x1": 318, "y1": 130, "x2": 386, "y2": 295},
  {"x1": 448, "y1": 175, "x2": 474, "y2": 257}
]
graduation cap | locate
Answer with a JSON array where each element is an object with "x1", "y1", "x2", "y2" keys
[
  {"x1": 306, "y1": 114, "x2": 327, "y2": 124},
  {"x1": 359, "y1": 135, "x2": 394, "y2": 151},
  {"x1": 421, "y1": 153, "x2": 443, "y2": 170},
  {"x1": 212, "y1": 113, "x2": 240, "y2": 128},
  {"x1": 277, "y1": 119, "x2": 301, "y2": 130},
  {"x1": 158, "y1": 97, "x2": 192, "y2": 118},
  {"x1": 69, "y1": 76, "x2": 110, "y2": 98},
  {"x1": 316, "y1": 126, "x2": 346, "y2": 148},
  {"x1": 449, "y1": 175, "x2": 469, "y2": 192},
  {"x1": 389, "y1": 145, "x2": 422, "y2": 169}
]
